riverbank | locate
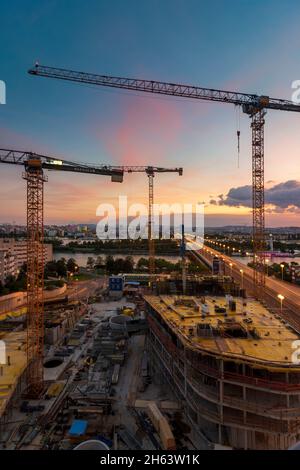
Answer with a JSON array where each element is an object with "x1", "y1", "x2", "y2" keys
[
  {"x1": 54, "y1": 248, "x2": 179, "y2": 255},
  {"x1": 53, "y1": 251, "x2": 181, "y2": 267}
]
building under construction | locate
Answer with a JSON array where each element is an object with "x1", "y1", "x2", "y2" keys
[
  {"x1": 144, "y1": 294, "x2": 300, "y2": 450},
  {"x1": 0, "y1": 299, "x2": 88, "y2": 438}
]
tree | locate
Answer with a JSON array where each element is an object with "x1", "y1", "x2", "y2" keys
[
  {"x1": 137, "y1": 257, "x2": 148, "y2": 269},
  {"x1": 105, "y1": 255, "x2": 115, "y2": 274},
  {"x1": 18, "y1": 262, "x2": 27, "y2": 277},
  {"x1": 87, "y1": 256, "x2": 95, "y2": 269},
  {"x1": 15, "y1": 264, "x2": 27, "y2": 290},
  {"x1": 4, "y1": 274, "x2": 17, "y2": 292},
  {"x1": 56, "y1": 258, "x2": 67, "y2": 277},
  {"x1": 45, "y1": 260, "x2": 58, "y2": 278},
  {"x1": 123, "y1": 256, "x2": 134, "y2": 273},
  {"x1": 188, "y1": 261, "x2": 207, "y2": 274},
  {"x1": 95, "y1": 255, "x2": 104, "y2": 267},
  {"x1": 67, "y1": 258, "x2": 77, "y2": 274}
]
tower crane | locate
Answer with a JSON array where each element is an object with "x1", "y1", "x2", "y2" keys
[
  {"x1": 28, "y1": 64, "x2": 300, "y2": 298},
  {"x1": 0, "y1": 149, "x2": 124, "y2": 397},
  {"x1": 114, "y1": 165, "x2": 182, "y2": 275}
]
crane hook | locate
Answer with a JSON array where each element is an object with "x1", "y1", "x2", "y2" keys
[{"x1": 237, "y1": 130, "x2": 240, "y2": 168}]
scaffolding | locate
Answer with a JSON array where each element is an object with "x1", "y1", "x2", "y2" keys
[
  {"x1": 23, "y1": 161, "x2": 47, "y2": 397},
  {"x1": 145, "y1": 295, "x2": 300, "y2": 449}
]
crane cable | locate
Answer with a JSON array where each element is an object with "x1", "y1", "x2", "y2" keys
[{"x1": 236, "y1": 105, "x2": 241, "y2": 168}]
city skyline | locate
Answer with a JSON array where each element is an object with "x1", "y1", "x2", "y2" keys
[{"x1": 1, "y1": 0, "x2": 300, "y2": 226}]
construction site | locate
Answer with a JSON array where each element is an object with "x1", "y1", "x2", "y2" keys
[
  {"x1": 145, "y1": 293, "x2": 300, "y2": 449},
  {"x1": 1, "y1": 267, "x2": 300, "y2": 450},
  {"x1": 2, "y1": 4, "x2": 300, "y2": 453},
  {"x1": 0, "y1": 282, "x2": 192, "y2": 450}
]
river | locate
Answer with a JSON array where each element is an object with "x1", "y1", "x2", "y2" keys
[
  {"x1": 235, "y1": 255, "x2": 300, "y2": 266},
  {"x1": 53, "y1": 251, "x2": 180, "y2": 267}
]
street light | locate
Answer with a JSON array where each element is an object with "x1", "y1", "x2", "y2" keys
[
  {"x1": 240, "y1": 269, "x2": 244, "y2": 290},
  {"x1": 280, "y1": 263, "x2": 284, "y2": 281},
  {"x1": 277, "y1": 294, "x2": 284, "y2": 313},
  {"x1": 229, "y1": 262, "x2": 233, "y2": 277}
]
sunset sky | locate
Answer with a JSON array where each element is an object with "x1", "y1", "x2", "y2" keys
[{"x1": 1, "y1": 0, "x2": 300, "y2": 226}]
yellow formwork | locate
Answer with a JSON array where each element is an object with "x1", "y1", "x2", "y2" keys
[
  {"x1": 144, "y1": 295, "x2": 300, "y2": 368},
  {"x1": 0, "y1": 331, "x2": 27, "y2": 418}
]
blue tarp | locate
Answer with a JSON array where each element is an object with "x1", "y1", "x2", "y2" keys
[{"x1": 69, "y1": 419, "x2": 88, "y2": 436}]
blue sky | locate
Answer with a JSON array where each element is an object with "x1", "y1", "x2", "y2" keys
[{"x1": 1, "y1": 0, "x2": 300, "y2": 225}]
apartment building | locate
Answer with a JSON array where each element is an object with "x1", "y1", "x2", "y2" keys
[
  {"x1": 0, "y1": 249, "x2": 16, "y2": 283},
  {"x1": 0, "y1": 239, "x2": 53, "y2": 282}
]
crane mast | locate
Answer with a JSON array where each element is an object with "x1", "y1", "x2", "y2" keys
[
  {"x1": 251, "y1": 110, "x2": 265, "y2": 296},
  {"x1": 28, "y1": 64, "x2": 300, "y2": 297},
  {"x1": 24, "y1": 158, "x2": 47, "y2": 396},
  {"x1": 147, "y1": 169, "x2": 155, "y2": 276},
  {"x1": 0, "y1": 149, "x2": 124, "y2": 397}
]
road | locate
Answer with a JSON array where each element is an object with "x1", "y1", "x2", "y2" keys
[
  {"x1": 2, "y1": 276, "x2": 107, "y2": 318},
  {"x1": 53, "y1": 276, "x2": 107, "y2": 302}
]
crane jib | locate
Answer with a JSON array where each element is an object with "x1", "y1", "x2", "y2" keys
[
  {"x1": 28, "y1": 64, "x2": 300, "y2": 112},
  {"x1": 0, "y1": 149, "x2": 125, "y2": 181}
]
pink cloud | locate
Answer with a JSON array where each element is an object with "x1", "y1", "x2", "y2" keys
[{"x1": 92, "y1": 96, "x2": 182, "y2": 166}]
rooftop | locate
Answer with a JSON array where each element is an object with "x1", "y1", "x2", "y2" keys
[{"x1": 144, "y1": 295, "x2": 300, "y2": 368}]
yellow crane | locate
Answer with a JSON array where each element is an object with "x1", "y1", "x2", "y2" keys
[
  {"x1": 0, "y1": 149, "x2": 123, "y2": 397},
  {"x1": 29, "y1": 64, "x2": 300, "y2": 298},
  {"x1": 115, "y1": 165, "x2": 183, "y2": 275}
]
